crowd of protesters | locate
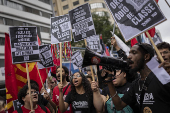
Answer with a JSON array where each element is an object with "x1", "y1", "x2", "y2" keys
[{"x1": 1, "y1": 39, "x2": 168, "y2": 113}]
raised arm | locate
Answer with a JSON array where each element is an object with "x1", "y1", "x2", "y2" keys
[{"x1": 58, "y1": 83, "x2": 69, "y2": 113}]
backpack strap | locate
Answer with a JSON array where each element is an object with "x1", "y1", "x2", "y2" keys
[
  {"x1": 39, "y1": 104, "x2": 47, "y2": 113},
  {"x1": 63, "y1": 83, "x2": 70, "y2": 95},
  {"x1": 16, "y1": 107, "x2": 23, "y2": 113}
]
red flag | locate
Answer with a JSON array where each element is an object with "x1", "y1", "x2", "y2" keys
[
  {"x1": 155, "y1": 0, "x2": 159, "y2": 3},
  {"x1": 105, "y1": 46, "x2": 110, "y2": 56},
  {"x1": 37, "y1": 35, "x2": 41, "y2": 45},
  {"x1": 5, "y1": 33, "x2": 18, "y2": 113},
  {"x1": 145, "y1": 27, "x2": 156, "y2": 38},
  {"x1": 131, "y1": 38, "x2": 138, "y2": 47}
]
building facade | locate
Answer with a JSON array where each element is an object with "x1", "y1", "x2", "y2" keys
[
  {"x1": 0, "y1": 0, "x2": 53, "y2": 85},
  {"x1": 52, "y1": 0, "x2": 114, "y2": 23}
]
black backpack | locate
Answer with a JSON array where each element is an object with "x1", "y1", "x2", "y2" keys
[{"x1": 16, "y1": 104, "x2": 47, "y2": 113}]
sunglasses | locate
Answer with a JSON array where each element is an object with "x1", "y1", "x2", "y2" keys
[{"x1": 72, "y1": 74, "x2": 81, "y2": 79}]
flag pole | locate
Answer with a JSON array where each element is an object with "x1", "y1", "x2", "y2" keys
[
  {"x1": 60, "y1": 43, "x2": 62, "y2": 84},
  {"x1": 26, "y1": 63, "x2": 33, "y2": 111},
  {"x1": 84, "y1": 39, "x2": 95, "y2": 81},
  {"x1": 111, "y1": 22, "x2": 116, "y2": 54},
  {"x1": 146, "y1": 31, "x2": 164, "y2": 62},
  {"x1": 35, "y1": 63, "x2": 45, "y2": 90},
  {"x1": 165, "y1": 0, "x2": 170, "y2": 8}
]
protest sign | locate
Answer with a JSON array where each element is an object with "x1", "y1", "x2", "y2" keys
[
  {"x1": 149, "y1": 33, "x2": 162, "y2": 45},
  {"x1": 71, "y1": 50, "x2": 83, "y2": 69},
  {"x1": 51, "y1": 14, "x2": 72, "y2": 44},
  {"x1": 86, "y1": 35, "x2": 100, "y2": 52},
  {"x1": 9, "y1": 26, "x2": 40, "y2": 64},
  {"x1": 37, "y1": 45, "x2": 54, "y2": 69},
  {"x1": 104, "y1": 0, "x2": 166, "y2": 41},
  {"x1": 69, "y1": 3, "x2": 96, "y2": 42}
]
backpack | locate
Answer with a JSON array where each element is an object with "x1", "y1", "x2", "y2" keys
[
  {"x1": 106, "y1": 94, "x2": 133, "y2": 113},
  {"x1": 16, "y1": 104, "x2": 47, "y2": 113}
]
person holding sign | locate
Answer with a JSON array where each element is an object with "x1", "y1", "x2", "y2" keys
[
  {"x1": 58, "y1": 72, "x2": 104, "y2": 113},
  {"x1": 105, "y1": 43, "x2": 170, "y2": 113},
  {"x1": 13, "y1": 84, "x2": 51, "y2": 113}
]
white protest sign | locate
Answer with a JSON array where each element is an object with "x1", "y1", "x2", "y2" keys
[
  {"x1": 104, "y1": 0, "x2": 166, "y2": 41},
  {"x1": 9, "y1": 26, "x2": 40, "y2": 64},
  {"x1": 86, "y1": 35, "x2": 101, "y2": 52},
  {"x1": 71, "y1": 50, "x2": 83, "y2": 69}
]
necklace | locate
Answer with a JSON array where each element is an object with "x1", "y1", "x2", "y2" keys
[{"x1": 138, "y1": 76, "x2": 148, "y2": 91}]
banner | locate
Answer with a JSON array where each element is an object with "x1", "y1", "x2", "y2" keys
[
  {"x1": 69, "y1": 3, "x2": 96, "y2": 42},
  {"x1": 104, "y1": 0, "x2": 166, "y2": 41},
  {"x1": 71, "y1": 50, "x2": 83, "y2": 69},
  {"x1": 51, "y1": 14, "x2": 72, "y2": 44},
  {"x1": 37, "y1": 45, "x2": 54, "y2": 69},
  {"x1": 86, "y1": 35, "x2": 100, "y2": 52},
  {"x1": 9, "y1": 26, "x2": 40, "y2": 64}
]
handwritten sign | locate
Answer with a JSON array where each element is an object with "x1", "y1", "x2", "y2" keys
[
  {"x1": 69, "y1": 3, "x2": 96, "y2": 42},
  {"x1": 86, "y1": 35, "x2": 100, "y2": 52},
  {"x1": 71, "y1": 50, "x2": 83, "y2": 69},
  {"x1": 104, "y1": 0, "x2": 166, "y2": 41},
  {"x1": 37, "y1": 45, "x2": 54, "y2": 69},
  {"x1": 9, "y1": 26, "x2": 40, "y2": 64},
  {"x1": 51, "y1": 14, "x2": 72, "y2": 44}
]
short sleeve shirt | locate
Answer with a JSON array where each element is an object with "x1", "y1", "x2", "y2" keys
[
  {"x1": 121, "y1": 72, "x2": 170, "y2": 112},
  {"x1": 65, "y1": 92, "x2": 96, "y2": 113}
]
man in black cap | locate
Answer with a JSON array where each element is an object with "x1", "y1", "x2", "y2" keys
[{"x1": 106, "y1": 43, "x2": 170, "y2": 113}]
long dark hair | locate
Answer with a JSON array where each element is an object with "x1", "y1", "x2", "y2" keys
[{"x1": 70, "y1": 72, "x2": 93, "y2": 107}]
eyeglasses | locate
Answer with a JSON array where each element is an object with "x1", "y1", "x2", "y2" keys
[
  {"x1": 72, "y1": 74, "x2": 81, "y2": 79},
  {"x1": 160, "y1": 51, "x2": 170, "y2": 55},
  {"x1": 26, "y1": 91, "x2": 39, "y2": 95}
]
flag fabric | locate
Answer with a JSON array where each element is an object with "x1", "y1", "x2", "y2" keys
[
  {"x1": 5, "y1": 33, "x2": 48, "y2": 112},
  {"x1": 131, "y1": 38, "x2": 138, "y2": 47},
  {"x1": 100, "y1": 34, "x2": 105, "y2": 55},
  {"x1": 114, "y1": 34, "x2": 130, "y2": 56},
  {"x1": 145, "y1": 27, "x2": 156, "y2": 38},
  {"x1": 105, "y1": 46, "x2": 110, "y2": 56}
]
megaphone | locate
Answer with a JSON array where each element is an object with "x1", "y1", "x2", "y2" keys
[{"x1": 82, "y1": 47, "x2": 129, "y2": 70}]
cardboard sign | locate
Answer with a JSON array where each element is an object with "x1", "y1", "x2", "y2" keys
[
  {"x1": 37, "y1": 45, "x2": 54, "y2": 69},
  {"x1": 69, "y1": 3, "x2": 96, "y2": 42},
  {"x1": 9, "y1": 27, "x2": 40, "y2": 64},
  {"x1": 71, "y1": 50, "x2": 83, "y2": 69},
  {"x1": 104, "y1": 0, "x2": 166, "y2": 41},
  {"x1": 51, "y1": 14, "x2": 72, "y2": 44},
  {"x1": 86, "y1": 35, "x2": 101, "y2": 52}
]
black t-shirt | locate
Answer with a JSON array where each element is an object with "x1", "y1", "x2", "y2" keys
[
  {"x1": 65, "y1": 92, "x2": 96, "y2": 113},
  {"x1": 102, "y1": 82, "x2": 131, "y2": 98},
  {"x1": 121, "y1": 72, "x2": 170, "y2": 113}
]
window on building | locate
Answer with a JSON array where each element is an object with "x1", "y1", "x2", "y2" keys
[
  {"x1": 5, "y1": 18, "x2": 13, "y2": 26},
  {"x1": 73, "y1": 1, "x2": 79, "y2": 6},
  {"x1": 63, "y1": 5, "x2": 68, "y2": 10},
  {"x1": 39, "y1": 0, "x2": 50, "y2": 4},
  {"x1": 94, "y1": 11, "x2": 107, "y2": 16},
  {"x1": 90, "y1": 3, "x2": 106, "y2": 9},
  {"x1": 13, "y1": 20, "x2": 23, "y2": 26},
  {"x1": 42, "y1": 11, "x2": 51, "y2": 18},
  {"x1": 61, "y1": 0, "x2": 66, "y2": 2},
  {"x1": 41, "y1": 26, "x2": 50, "y2": 33},
  {"x1": 0, "y1": 37, "x2": 5, "y2": 45},
  {"x1": 0, "y1": 17, "x2": 4, "y2": 25},
  {"x1": 32, "y1": 8, "x2": 40, "y2": 15},
  {"x1": 24, "y1": 6, "x2": 32, "y2": 13},
  {"x1": 6, "y1": 0, "x2": 23, "y2": 10},
  {"x1": 0, "y1": 0, "x2": 3, "y2": 5},
  {"x1": 84, "y1": 0, "x2": 89, "y2": 2}
]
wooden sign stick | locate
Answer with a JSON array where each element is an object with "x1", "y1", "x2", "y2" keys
[
  {"x1": 84, "y1": 39, "x2": 95, "y2": 81},
  {"x1": 146, "y1": 31, "x2": 164, "y2": 63},
  {"x1": 26, "y1": 63, "x2": 33, "y2": 110},
  {"x1": 35, "y1": 63, "x2": 45, "y2": 90},
  {"x1": 60, "y1": 43, "x2": 63, "y2": 84},
  {"x1": 165, "y1": 0, "x2": 170, "y2": 8}
]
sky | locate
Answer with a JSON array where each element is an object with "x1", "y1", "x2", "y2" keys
[{"x1": 156, "y1": 0, "x2": 170, "y2": 43}]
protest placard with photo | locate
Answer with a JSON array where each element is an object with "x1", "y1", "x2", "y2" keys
[
  {"x1": 104, "y1": 0, "x2": 166, "y2": 41},
  {"x1": 69, "y1": 3, "x2": 96, "y2": 42},
  {"x1": 71, "y1": 50, "x2": 83, "y2": 69},
  {"x1": 37, "y1": 45, "x2": 54, "y2": 69},
  {"x1": 51, "y1": 14, "x2": 72, "y2": 44},
  {"x1": 9, "y1": 26, "x2": 40, "y2": 64},
  {"x1": 86, "y1": 35, "x2": 101, "y2": 52}
]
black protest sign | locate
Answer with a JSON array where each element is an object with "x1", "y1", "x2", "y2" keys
[
  {"x1": 86, "y1": 35, "x2": 101, "y2": 52},
  {"x1": 37, "y1": 45, "x2": 54, "y2": 69},
  {"x1": 51, "y1": 14, "x2": 72, "y2": 44},
  {"x1": 71, "y1": 50, "x2": 83, "y2": 69},
  {"x1": 69, "y1": 3, "x2": 96, "y2": 42},
  {"x1": 104, "y1": 0, "x2": 166, "y2": 41},
  {"x1": 9, "y1": 27, "x2": 40, "y2": 64}
]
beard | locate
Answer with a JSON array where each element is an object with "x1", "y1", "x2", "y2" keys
[{"x1": 129, "y1": 56, "x2": 145, "y2": 74}]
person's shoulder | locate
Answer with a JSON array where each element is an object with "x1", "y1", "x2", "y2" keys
[
  {"x1": 12, "y1": 110, "x2": 18, "y2": 113},
  {"x1": 45, "y1": 106, "x2": 51, "y2": 113}
]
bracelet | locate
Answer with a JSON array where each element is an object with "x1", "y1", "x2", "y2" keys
[{"x1": 111, "y1": 91, "x2": 117, "y2": 98}]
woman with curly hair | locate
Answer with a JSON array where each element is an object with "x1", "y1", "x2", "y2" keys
[{"x1": 58, "y1": 71, "x2": 104, "y2": 113}]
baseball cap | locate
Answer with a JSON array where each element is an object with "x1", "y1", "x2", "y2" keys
[{"x1": 135, "y1": 43, "x2": 155, "y2": 58}]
